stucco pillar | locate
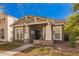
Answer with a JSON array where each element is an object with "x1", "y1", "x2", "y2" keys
[
  {"x1": 45, "y1": 23, "x2": 53, "y2": 46},
  {"x1": 45, "y1": 23, "x2": 52, "y2": 40},
  {"x1": 60, "y1": 26, "x2": 63, "y2": 41},
  {"x1": 24, "y1": 25, "x2": 30, "y2": 43}
]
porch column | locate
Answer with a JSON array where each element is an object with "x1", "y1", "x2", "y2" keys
[
  {"x1": 45, "y1": 23, "x2": 52, "y2": 41},
  {"x1": 24, "y1": 25, "x2": 30, "y2": 43},
  {"x1": 45, "y1": 22, "x2": 53, "y2": 46},
  {"x1": 60, "y1": 26, "x2": 63, "y2": 40}
]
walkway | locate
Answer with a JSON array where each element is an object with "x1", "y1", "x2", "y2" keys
[{"x1": 0, "y1": 44, "x2": 33, "y2": 56}]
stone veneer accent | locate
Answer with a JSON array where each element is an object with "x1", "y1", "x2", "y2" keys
[
  {"x1": 33, "y1": 40, "x2": 53, "y2": 47},
  {"x1": 24, "y1": 39, "x2": 31, "y2": 44}
]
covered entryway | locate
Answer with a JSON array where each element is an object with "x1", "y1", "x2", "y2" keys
[
  {"x1": 29, "y1": 24, "x2": 46, "y2": 43},
  {"x1": 27, "y1": 22, "x2": 53, "y2": 46}
]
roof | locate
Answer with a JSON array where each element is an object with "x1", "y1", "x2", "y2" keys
[{"x1": 11, "y1": 15, "x2": 66, "y2": 26}]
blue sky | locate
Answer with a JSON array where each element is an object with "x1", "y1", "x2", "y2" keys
[{"x1": 0, "y1": 3, "x2": 72, "y2": 20}]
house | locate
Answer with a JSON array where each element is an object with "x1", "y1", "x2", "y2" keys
[
  {"x1": 0, "y1": 13, "x2": 17, "y2": 42},
  {"x1": 11, "y1": 16, "x2": 65, "y2": 46}
]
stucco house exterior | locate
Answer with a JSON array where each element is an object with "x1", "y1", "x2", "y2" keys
[
  {"x1": 11, "y1": 16, "x2": 65, "y2": 46},
  {"x1": 0, "y1": 13, "x2": 17, "y2": 42}
]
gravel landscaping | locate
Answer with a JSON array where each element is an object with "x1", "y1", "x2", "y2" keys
[{"x1": 15, "y1": 41, "x2": 79, "y2": 56}]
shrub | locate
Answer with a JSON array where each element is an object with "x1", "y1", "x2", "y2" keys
[
  {"x1": 69, "y1": 33, "x2": 76, "y2": 47},
  {"x1": 12, "y1": 40, "x2": 24, "y2": 44}
]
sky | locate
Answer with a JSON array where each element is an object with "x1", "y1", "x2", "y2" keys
[{"x1": 0, "y1": 3, "x2": 72, "y2": 20}]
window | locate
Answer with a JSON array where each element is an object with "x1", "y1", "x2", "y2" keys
[
  {"x1": 1, "y1": 35, "x2": 4, "y2": 39},
  {"x1": 16, "y1": 30, "x2": 19, "y2": 38},
  {"x1": 3, "y1": 18, "x2": 5, "y2": 23},
  {"x1": 0, "y1": 28, "x2": 4, "y2": 39},
  {"x1": 0, "y1": 20, "x2": 1, "y2": 23},
  {"x1": 55, "y1": 33, "x2": 60, "y2": 39},
  {"x1": 0, "y1": 18, "x2": 5, "y2": 24},
  {"x1": 15, "y1": 29, "x2": 23, "y2": 40}
]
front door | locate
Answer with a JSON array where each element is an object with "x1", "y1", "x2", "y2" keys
[{"x1": 34, "y1": 30, "x2": 41, "y2": 40}]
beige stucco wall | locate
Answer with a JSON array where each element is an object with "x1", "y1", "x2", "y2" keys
[
  {"x1": 0, "y1": 14, "x2": 7, "y2": 41},
  {"x1": 7, "y1": 16, "x2": 15, "y2": 42},
  {"x1": 45, "y1": 24, "x2": 52, "y2": 40},
  {"x1": 0, "y1": 13, "x2": 16, "y2": 42}
]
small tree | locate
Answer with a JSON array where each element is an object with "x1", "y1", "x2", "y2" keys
[{"x1": 64, "y1": 13, "x2": 79, "y2": 47}]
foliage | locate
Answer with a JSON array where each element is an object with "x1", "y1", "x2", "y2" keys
[
  {"x1": 64, "y1": 13, "x2": 79, "y2": 34},
  {"x1": 0, "y1": 42, "x2": 20, "y2": 51},
  {"x1": 64, "y1": 13, "x2": 79, "y2": 47},
  {"x1": 12, "y1": 40, "x2": 24, "y2": 45},
  {"x1": 72, "y1": 3, "x2": 79, "y2": 12},
  {"x1": 69, "y1": 32, "x2": 76, "y2": 47}
]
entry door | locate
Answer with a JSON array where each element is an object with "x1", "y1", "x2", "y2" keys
[{"x1": 34, "y1": 30, "x2": 41, "y2": 40}]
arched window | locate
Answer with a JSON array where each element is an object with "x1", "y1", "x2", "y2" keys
[{"x1": 3, "y1": 18, "x2": 5, "y2": 23}]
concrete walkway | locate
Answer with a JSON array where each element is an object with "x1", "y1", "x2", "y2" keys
[{"x1": 0, "y1": 44, "x2": 33, "y2": 56}]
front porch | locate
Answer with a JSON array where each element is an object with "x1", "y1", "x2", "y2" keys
[
  {"x1": 13, "y1": 22, "x2": 54, "y2": 46},
  {"x1": 13, "y1": 23, "x2": 63, "y2": 46},
  {"x1": 24, "y1": 22, "x2": 53, "y2": 46}
]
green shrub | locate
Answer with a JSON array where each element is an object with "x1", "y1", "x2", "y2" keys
[
  {"x1": 12, "y1": 40, "x2": 24, "y2": 44},
  {"x1": 69, "y1": 33, "x2": 76, "y2": 47}
]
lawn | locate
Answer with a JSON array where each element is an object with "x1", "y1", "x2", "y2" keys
[
  {"x1": 15, "y1": 46, "x2": 79, "y2": 56},
  {"x1": 0, "y1": 42, "x2": 21, "y2": 51}
]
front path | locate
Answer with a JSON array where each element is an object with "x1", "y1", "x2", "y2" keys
[{"x1": 0, "y1": 44, "x2": 33, "y2": 56}]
